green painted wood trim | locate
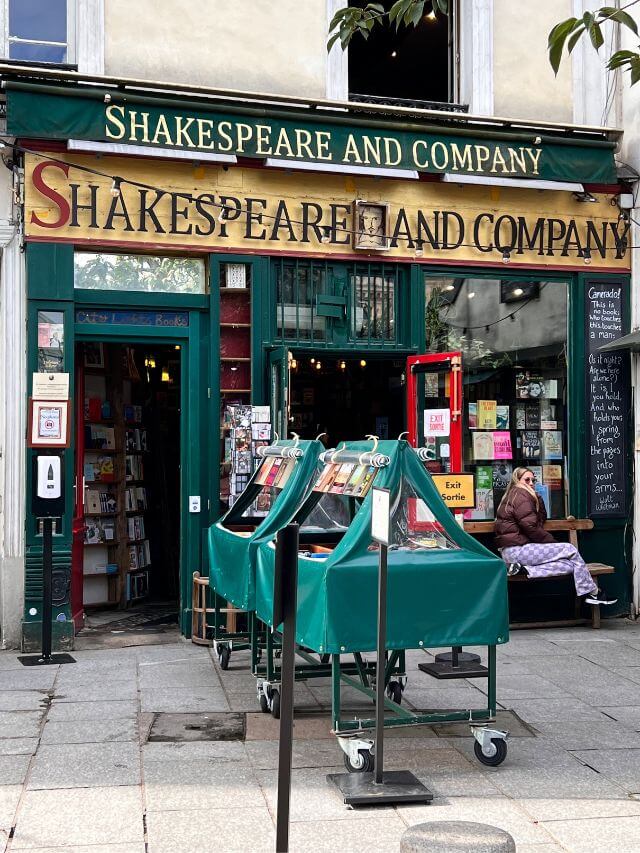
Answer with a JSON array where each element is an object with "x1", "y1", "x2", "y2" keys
[
  {"x1": 75, "y1": 289, "x2": 208, "y2": 309},
  {"x1": 209, "y1": 256, "x2": 221, "y2": 522},
  {"x1": 27, "y1": 243, "x2": 74, "y2": 301},
  {"x1": 568, "y1": 274, "x2": 587, "y2": 519},
  {"x1": 75, "y1": 325, "x2": 190, "y2": 341}
]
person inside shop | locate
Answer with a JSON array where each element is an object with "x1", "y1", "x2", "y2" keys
[{"x1": 494, "y1": 467, "x2": 617, "y2": 605}]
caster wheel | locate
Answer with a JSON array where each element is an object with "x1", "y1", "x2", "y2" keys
[
  {"x1": 474, "y1": 737, "x2": 507, "y2": 767},
  {"x1": 259, "y1": 693, "x2": 269, "y2": 714},
  {"x1": 343, "y1": 748, "x2": 374, "y2": 773},
  {"x1": 270, "y1": 689, "x2": 281, "y2": 719},
  {"x1": 219, "y1": 646, "x2": 231, "y2": 670},
  {"x1": 386, "y1": 681, "x2": 403, "y2": 705}
]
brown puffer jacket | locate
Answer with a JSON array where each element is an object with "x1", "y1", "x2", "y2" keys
[{"x1": 494, "y1": 487, "x2": 555, "y2": 550}]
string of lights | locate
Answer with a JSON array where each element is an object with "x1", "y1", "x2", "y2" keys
[{"x1": 1, "y1": 138, "x2": 635, "y2": 261}]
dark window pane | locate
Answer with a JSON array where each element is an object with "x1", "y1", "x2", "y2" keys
[
  {"x1": 9, "y1": 42, "x2": 66, "y2": 63},
  {"x1": 9, "y1": 0, "x2": 66, "y2": 42}
]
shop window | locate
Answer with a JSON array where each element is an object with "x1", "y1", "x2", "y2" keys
[
  {"x1": 74, "y1": 253, "x2": 206, "y2": 294},
  {"x1": 7, "y1": 0, "x2": 74, "y2": 64},
  {"x1": 274, "y1": 261, "x2": 329, "y2": 342},
  {"x1": 425, "y1": 275, "x2": 568, "y2": 520},
  {"x1": 352, "y1": 272, "x2": 395, "y2": 341},
  {"x1": 348, "y1": 1, "x2": 455, "y2": 105},
  {"x1": 37, "y1": 309, "x2": 64, "y2": 372}
]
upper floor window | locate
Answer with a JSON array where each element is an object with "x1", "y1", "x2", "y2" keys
[
  {"x1": 8, "y1": 0, "x2": 74, "y2": 64},
  {"x1": 348, "y1": 1, "x2": 458, "y2": 108}
]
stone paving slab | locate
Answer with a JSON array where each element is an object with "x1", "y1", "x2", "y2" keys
[
  {"x1": 0, "y1": 712, "x2": 42, "y2": 739},
  {"x1": 541, "y1": 814, "x2": 640, "y2": 852},
  {"x1": 10, "y1": 786, "x2": 144, "y2": 849},
  {"x1": 144, "y1": 762, "x2": 263, "y2": 812},
  {"x1": 40, "y1": 718, "x2": 138, "y2": 744},
  {"x1": 145, "y1": 806, "x2": 275, "y2": 853},
  {"x1": 0, "y1": 738, "x2": 38, "y2": 756},
  {"x1": 505, "y1": 698, "x2": 608, "y2": 722},
  {"x1": 0, "y1": 755, "x2": 32, "y2": 785},
  {"x1": 516, "y1": 794, "x2": 640, "y2": 822},
  {"x1": 54, "y1": 682, "x2": 139, "y2": 702},
  {"x1": 534, "y1": 719, "x2": 640, "y2": 750},
  {"x1": 45, "y1": 700, "x2": 138, "y2": 722},
  {"x1": 0, "y1": 785, "x2": 22, "y2": 830},
  {"x1": 27, "y1": 742, "x2": 140, "y2": 790},
  {"x1": 599, "y1": 705, "x2": 640, "y2": 727},
  {"x1": 287, "y1": 815, "x2": 408, "y2": 852},
  {"x1": 572, "y1": 747, "x2": 640, "y2": 791},
  {"x1": 16, "y1": 846, "x2": 146, "y2": 853},
  {"x1": 140, "y1": 688, "x2": 229, "y2": 713},
  {"x1": 0, "y1": 691, "x2": 50, "y2": 712}
]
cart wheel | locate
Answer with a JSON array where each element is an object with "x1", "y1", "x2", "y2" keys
[
  {"x1": 259, "y1": 693, "x2": 269, "y2": 714},
  {"x1": 219, "y1": 646, "x2": 231, "y2": 670},
  {"x1": 386, "y1": 681, "x2": 403, "y2": 705},
  {"x1": 344, "y1": 748, "x2": 374, "y2": 773},
  {"x1": 270, "y1": 690, "x2": 281, "y2": 719},
  {"x1": 474, "y1": 737, "x2": 507, "y2": 767}
]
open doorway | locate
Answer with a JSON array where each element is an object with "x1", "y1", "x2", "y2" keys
[
  {"x1": 288, "y1": 354, "x2": 406, "y2": 447},
  {"x1": 73, "y1": 342, "x2": 181, "y2": 641}
]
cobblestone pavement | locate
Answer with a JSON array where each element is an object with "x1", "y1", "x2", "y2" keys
[{"x1": 3, "y1": 620, "x2": 640, "y2": 852}]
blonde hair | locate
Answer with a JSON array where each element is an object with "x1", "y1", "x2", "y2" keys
[{"x1": 498, "y1": 467, "x2": 537, "y2": 513}]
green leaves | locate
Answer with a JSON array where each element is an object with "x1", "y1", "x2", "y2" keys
[
  {"x1": 548, "y1": 3, "x2": 640, "y2": 83},
  {"x1": 327, "y1": 0, "x2": 443, "y2": 51}
]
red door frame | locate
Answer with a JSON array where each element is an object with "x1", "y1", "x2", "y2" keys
[
  {"x1": 70, "y1": 356, "x2": 85, "y2": 631},
  {"x1": 406, "y1": 351, "x2": 463, "y2": 473}
]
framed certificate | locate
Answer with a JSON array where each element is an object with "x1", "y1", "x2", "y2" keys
[{"x1": 27, "y1": 399, "x2": 71, "y2": 448}]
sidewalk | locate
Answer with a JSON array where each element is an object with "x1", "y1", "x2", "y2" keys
[{"x1": 3, "y1": 621, "x2": 640, "y2": 852}]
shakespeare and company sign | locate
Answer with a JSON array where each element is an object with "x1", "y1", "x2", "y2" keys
[
  {"x1": 7, "y1": 87, "x2": 618, "y2": 184},
  {"x1": 23, "y1": 154, "x2": 630, "y2": 270}
]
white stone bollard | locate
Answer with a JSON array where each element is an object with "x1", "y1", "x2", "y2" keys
[{"x1": 400, "y1": 821, "x2": 516, "y2": 853}]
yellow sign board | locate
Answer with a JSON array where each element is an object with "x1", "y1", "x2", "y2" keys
[
  {"x1": 23, "y1": 153, "x2": 630, "y2": 270},
  {"x1": 431, "y1": 474, "x2": 476, "y2": 509}
]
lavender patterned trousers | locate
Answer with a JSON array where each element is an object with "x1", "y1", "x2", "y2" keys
[{"x1": 502, "y1": 542, "x2": 597, "y2": 596}]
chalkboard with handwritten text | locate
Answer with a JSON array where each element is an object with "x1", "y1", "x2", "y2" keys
[{"x1": 585, "y1": 281, "x2": 629, "y2": 518}]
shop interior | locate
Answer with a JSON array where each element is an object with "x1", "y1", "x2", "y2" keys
[
  {"x1": 77, "y1": 342, "x2": 181, "y2": 633},
  {"x1": 288, "y1": 354, "x2": 406, "y2": 446}
]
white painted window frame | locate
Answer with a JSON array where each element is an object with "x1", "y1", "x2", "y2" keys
[
  {"x1": 326, "y1": 0, "x2": 493, "y2": 115},
  {"x1": 0, "y1": 0, "x2": 104, "y2": 74}
]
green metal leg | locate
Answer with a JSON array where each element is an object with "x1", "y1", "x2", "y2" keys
[
  {"x1": 332, "y1": 654, "x2": 341, "y2": 731},
  {"x1": 266, "y1": 627, "x2": 275, "y2": 682},
  {"x1": 488, "y1": 645, "x2": 497, "y2": 715}
]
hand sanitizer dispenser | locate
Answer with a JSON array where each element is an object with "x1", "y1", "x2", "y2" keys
[{"x1": 32, "y1": 454, "x2": 64, "y2": 517}]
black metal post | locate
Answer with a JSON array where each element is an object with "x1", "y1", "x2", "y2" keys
[
  {"x1": 374, "y1": 541, "x2": 388, "y2": 784},
  {"x1": 41, "y1": 517, "x2": 53, "y2": 662},
  {"x1": 274, "y1": 523, "x2": 299, "y2": 853}
]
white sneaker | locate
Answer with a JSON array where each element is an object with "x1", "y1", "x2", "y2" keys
[{"x1": 585, "y1": 591, "x2": 618, "y2": 605}]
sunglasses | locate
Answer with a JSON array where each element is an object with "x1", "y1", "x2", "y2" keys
[{"x1": 522, "y1": 476, "x2": 537, "y2": 483}]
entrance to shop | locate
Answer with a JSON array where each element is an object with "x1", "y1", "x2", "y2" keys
[
  {"x1": 287, "y1": 353, "x2": 406, "y2": 445},
  {"x1": 71, "y1": 342, "x2": 182, "y2": 638}
]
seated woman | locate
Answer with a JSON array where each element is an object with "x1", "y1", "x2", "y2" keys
[{"x1": 495, "y1": 467, "x2": 616, "y2": 606}]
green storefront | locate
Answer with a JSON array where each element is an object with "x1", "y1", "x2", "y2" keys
[{"x1": 5, "y1": 71, "x2": 631, "y2": 649}]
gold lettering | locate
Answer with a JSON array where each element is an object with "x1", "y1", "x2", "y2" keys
[
  {"x1": 152, "y1": 114, "x2": 173, "y2": 146},
  {"x1": 128, "y1": 111, "x2": 150, "y2": 143},
  {"x1": 508, "y1": 147, "x2": 527, "y2": 174},
  {"x1": 315, "y1": 131, "x2": 332, "y2": 160},
  {"x1": 196, "y1": 119, "x2": 215, "y2": 149},
  {"x1": 431, "y1": 141, "x2": 449, "y2": 170},
  {"x1": 412, "y1": 140, "x2": 429, "y2": 168},
  {"x1": 362, "y1": 136, "x2": 382, "y2": 165},
  {"x1": 474, "y1": 145, "x2": 491, "y2": 172},
  {"x1": 273, "y1": 127, "x2": 295, "y2": 158},
  {"x1": 295, "y1": 128, "x2": 314, "y2": 160},
  {"x1": 384, "y1": 137, "x2": 401, "y2": 166},
  {"x1": 450, "y1": 143, "x2": 472, "y2": 172},
  {"x1": 105, "y1": 104, "x2": 126, "y2": 141},
  {"x1": 235, "y1": 123, "x2": 254, "y2": 153},
  {"x1": 217, "y1": 121, "x2": 234, "y2": 152},
  {"x1": 491, "y1": 147, "x2": 508, "y2": 174},
  {"x1": 343, "y1": 134, "x2": 363, "y2": 164},
  {"x1": 526, "y1": 147, "x2": 542, "y2": 175},
  {"x1": 255, "y1": 125, "x2": 273, "y2": 155},
  {"x1": 175, "y1": 116, "x2": 196, "y2": 148}
]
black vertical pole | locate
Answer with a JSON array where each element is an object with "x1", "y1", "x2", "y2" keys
[
  {"x1": 275, "y1": 523, "x2": 299, "y2": 853},
  {"x1": 41, "y1": 517, "x2": 53, "y2": 662},
  {"x1": 374, "y1": 541, "x2": 388, "y2": 785}
]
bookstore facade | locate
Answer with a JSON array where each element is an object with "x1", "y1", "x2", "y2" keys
[{"x1": 8, "y1": 78, "x2": 632, "y2": 647}]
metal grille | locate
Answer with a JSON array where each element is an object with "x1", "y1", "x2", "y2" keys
[
  {"x1": 349, "y1": 93, "x2": 469, "y2": 113},
  {"x1": 273, "y1": 259, "x2": 401, "y2": 349}
]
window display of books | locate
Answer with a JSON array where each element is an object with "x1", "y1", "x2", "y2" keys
[
  {"x1": 464, "y1": 371, "x2": 565, "y2": 520},
  {"x1": 224, "y1": 404, "x2": 272, "y2": 515}
]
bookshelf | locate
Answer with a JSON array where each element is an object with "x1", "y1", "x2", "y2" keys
[
  {"x1": 81, "y1": 345, "x2": 152, "y2": 608},
  {"x1": 219, "y1": 263, "x2": 252, "y2": 508}
]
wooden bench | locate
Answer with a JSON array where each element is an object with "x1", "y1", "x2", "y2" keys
[{"x1": 463, "y1": 518, "x2": 615, "y2": 629}]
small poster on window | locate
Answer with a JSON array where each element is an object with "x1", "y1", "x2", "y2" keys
[{"x1": 424, "y1": 408, "x2": 450, "y2": 438}]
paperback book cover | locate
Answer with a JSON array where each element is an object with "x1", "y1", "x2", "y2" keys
[
  {"x1": 514, "y1": 403, "x2": 526, "y2": 430},
  {"x1": 329, "y1": 463, "x2": 355, "y2": 494},
  {"x1": 264, "y1": 458, "x2": 283, "y2": 487},
  {"x1": 314, "y1": 464, "x2": 338, "y2": 492},
  {"x1": 343, "y1": 464, "x2": 368, "y2": 496},
  {"x1": 352, "y1": 466, "x2": 377, "y2": 498},
  {"x1": 467, "y1": 402, "x2": 477, "y2": 429},
  {"x1": 492, "y1": 462, "x2": 512, "y2": 511},
  {"x1": 521, "y1": 430, "x2": 541, "y2": 460},
  {"x1": 541, "y1": 430, "x2": 563, "y2": 460},
  {"x1": 535, "y1": 483, "x2": 551, "y2": 515},
  {"x1": 472, "y1": 432, "x2": 495, "y2": 461},
  {"x1": 525, "y1": 403, "x2": 540, "y2": 430},
  {"x1": 493, "y1": 431, "x2": 512, "y2": 460},
  {"x1": 477, "y1": 400, "x2": 497, "y2": 430},
  {"x1": 272, "y1": 458, "x2": 293, "y2": 489},
  {"x1": 475, "y1": 466, "x2": 493, "y2": 490},
  {"x1": 542, "y1": 463, "x2": 563, "y2": 489},
  {"x1": 496, "y1": 405, "x2": 510, "y2": 430}
]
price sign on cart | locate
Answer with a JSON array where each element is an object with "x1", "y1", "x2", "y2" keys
[{"x1": 371, "y1": 487, "x2": 390, "y2": 545}]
